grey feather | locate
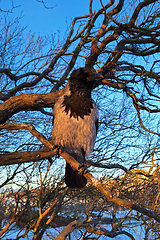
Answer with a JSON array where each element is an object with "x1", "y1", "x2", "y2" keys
[{"x1": 52, "y1": 95, "x2": 98, "y2": 158}]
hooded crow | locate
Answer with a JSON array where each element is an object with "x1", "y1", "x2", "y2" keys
[{"x1": 52, "y1": 68, "x2": 103, "y2": 188}]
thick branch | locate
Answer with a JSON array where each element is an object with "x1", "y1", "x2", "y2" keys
[
  {"x1": 54, "y1": 218, "x2": 91, "y2": 240},
  {"x1": 86, "y1": 0, "x2": 124, "y2": 67},
  {"x1": 0, "y1": 90, "x2": 64, "y2": 124},
  {"x1": 0, "y1": 147, "x2": 56, "y2": 166}
]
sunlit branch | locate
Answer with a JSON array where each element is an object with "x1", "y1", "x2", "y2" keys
[
  {"x1": 0, "y1": 147, "x2": 56, "y2": 166},
  {"x1": 0, "y1": 90, "x2": 64, "y2": 124}
]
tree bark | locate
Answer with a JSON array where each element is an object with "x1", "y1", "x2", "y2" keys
[{"x1": 0, "y1": 90, "x2": 64, "y2": 124}]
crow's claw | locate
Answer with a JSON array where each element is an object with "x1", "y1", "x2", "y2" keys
[
  {"x1": 53, "y1": 145, "x2": 63, "y2": 157},
  {"x1": 78, "y1": 163, "x2": 88, "y2": 175}
]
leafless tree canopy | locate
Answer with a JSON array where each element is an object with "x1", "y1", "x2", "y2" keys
[{"x1": 0, "y1": 0, "x2": 160, "y2": 239}]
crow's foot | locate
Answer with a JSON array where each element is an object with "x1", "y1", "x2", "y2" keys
[
  {"x1": 53, "y1": 145, "x2": 63, "y2": 157},
  {"x1": 78, "y1": 163, "x2": 88, "y2": 175}
]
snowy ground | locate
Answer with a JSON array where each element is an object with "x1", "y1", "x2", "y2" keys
[{"x1": 1, "y1": 210, "x2": 152, "y2": 240}]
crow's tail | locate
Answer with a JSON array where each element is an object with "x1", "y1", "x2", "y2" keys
[{"x1": 65, "y1": 153, "x2": 87, "y2": 188}]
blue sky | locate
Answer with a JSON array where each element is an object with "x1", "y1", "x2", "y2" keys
[{"x1": 0, "y1": 0, "x2": 101, "y2": 36}]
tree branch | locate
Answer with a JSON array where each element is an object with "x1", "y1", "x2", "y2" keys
[
  {"x1": 129, "y1": 0, "x2": 157, "y2": 26},
  {"x1": 88, "y1": 160, "x2": 128, "y2": 173},
  {"x1": 54, "y1": 217, "x2": 92, "y2": 240},
  {"x1": 0, "y1": 68, "x2": 57, "y2": 101},
  {"x1": 0, "y1": 147, "x2": 56, "y2": 166},
  {"x1": 0, "y1": 90, "x2": 64, "y2": 124}
]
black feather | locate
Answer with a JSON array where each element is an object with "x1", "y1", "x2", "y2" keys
[{"x1": 62, "y1": 95, "x2": 93, "y2": 119}]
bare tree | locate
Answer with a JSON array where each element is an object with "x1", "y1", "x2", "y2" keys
[{"x1": 0, "y1": 0, "x2": 160, "y2": 239}]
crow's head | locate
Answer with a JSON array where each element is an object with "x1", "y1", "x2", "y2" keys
[{"x1": 69, "y1": 68, "x2": 103, "y2": 97}]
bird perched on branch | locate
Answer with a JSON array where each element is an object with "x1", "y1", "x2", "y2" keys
[{"x1": 52, "y1": 68, "x2": 103, "y2": 188}]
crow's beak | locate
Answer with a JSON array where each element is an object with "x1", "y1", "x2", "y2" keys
[
  {"x1": 87, "y1": 72, "x2": 104, "y2": 89},
  {"x1": 87, "y1": 72, "x2": 104, "y2": 82}
]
